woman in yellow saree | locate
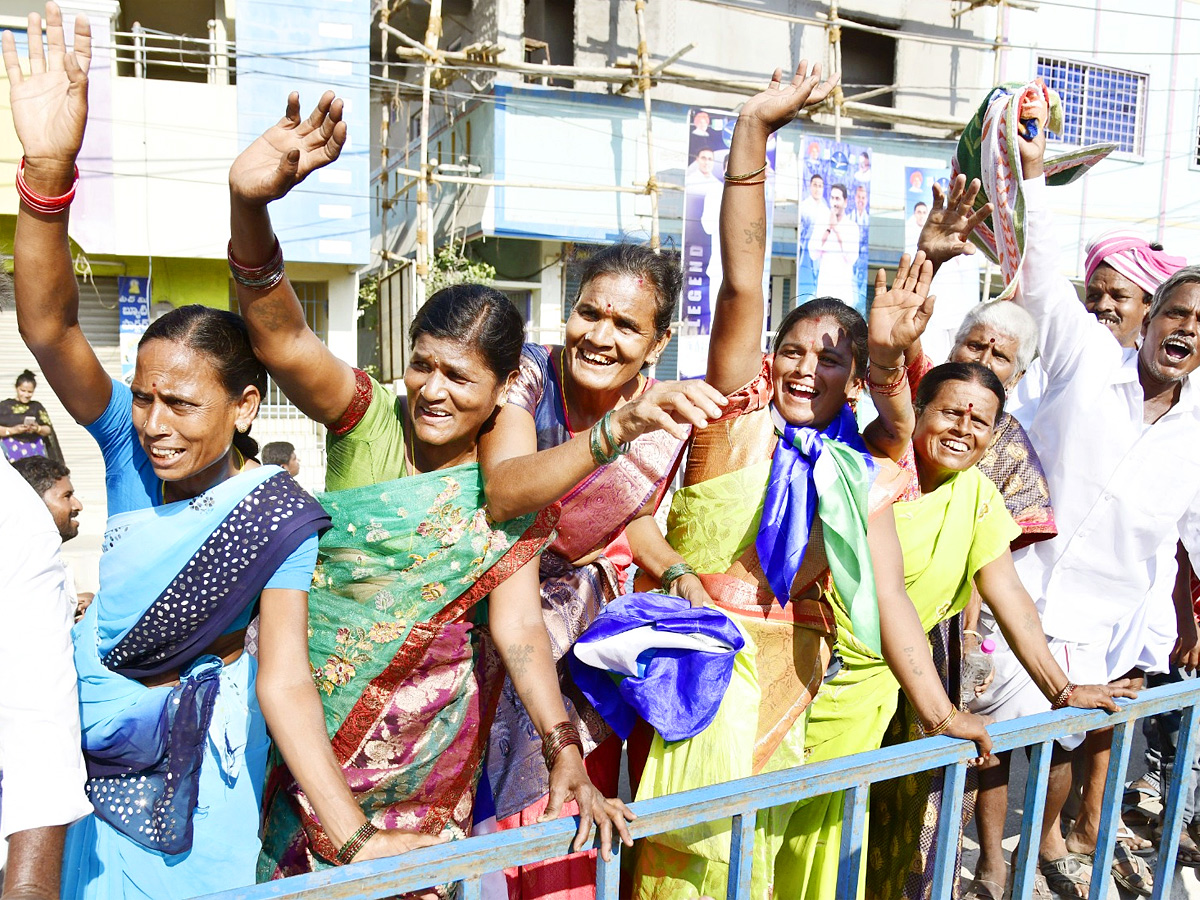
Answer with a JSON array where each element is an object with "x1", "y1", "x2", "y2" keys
[{"x1": 629, "y1": 63, "x2": 993, "y2": 900}]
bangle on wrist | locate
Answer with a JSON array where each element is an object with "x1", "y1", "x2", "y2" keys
[
  {"x1": 16, "y1": 158, "x2": 79, "y2": 215},
  {"x1": 661, "y1": 561, "x2": 697, "y2": 594},
  {"x1": 1050, "y1": 681, "x2": 1077, "y2": 710},
  {"x1": 334, "y1": 821, "x2": 379, "y2": 865},
  {"x1": 868, "y1": 359, "x2": 904, "y2": 372},
  {"x1": 724, "y1": 161, "x2": 768, "y2": 182},
  {"x1": 228, "y1": 236, "x2": 287, "y2": 291},
  {"x1": 921, "y1": 706, "x2": 958, "y2": 736},
  {"x1": 963, "y1": 629, "x2": 983, "y2": 642},
  {"x1": 589, "y1": 411, "x2": 625, "y2": 466},
  {"x1": 541, "y1": 721, "x2": 584, "y2": 771},
  {"x1": 866, "y1": 366, "x2": 907, "y2": 396}
]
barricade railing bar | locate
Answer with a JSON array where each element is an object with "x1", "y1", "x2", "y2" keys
[{"x1": 201, "y1": 677, "x2": 1200, "y2": 900}]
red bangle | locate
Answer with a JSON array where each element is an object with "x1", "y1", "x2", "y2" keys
[{"x1": 16, "y1": 158, "x2": 79, "y2": 215}]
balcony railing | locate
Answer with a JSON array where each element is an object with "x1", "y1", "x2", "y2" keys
[
  {"x1": 113, "y1": 22, "x2": 234, "y2": 85},
  {"x1": 198, "y1": 676, "x2": 1200, "y2": 900}
]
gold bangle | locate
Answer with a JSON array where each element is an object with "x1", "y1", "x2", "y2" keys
[
  {"x1": 724, "y1": 162, "x2": 768, "y2": 182},
  {"x1": 922, "y1": 706, "x2": 957, "y2": 737},
  {"x1": 724, "y1": 177, "x2": 767, "y2": 186}
]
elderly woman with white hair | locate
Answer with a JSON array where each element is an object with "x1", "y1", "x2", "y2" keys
[
  {"x1": 904, "y1": 296, "x2": 1056, "y2": 546},
  {"x1": 866, "y1": 176, "x2": 1058, "y2": 900}
]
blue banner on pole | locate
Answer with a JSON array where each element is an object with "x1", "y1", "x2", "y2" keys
[{"x1": 118, "y1": 276, "x2": 150, "y2": 383}]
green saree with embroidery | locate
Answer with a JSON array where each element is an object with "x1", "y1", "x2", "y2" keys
[{"x1": 258, "y1": 464, "x2": 555, "y2": 879}]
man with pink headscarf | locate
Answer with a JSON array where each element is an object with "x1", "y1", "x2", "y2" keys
[
  {"x1": 1085, "y1": 231, "x2": 1188, "y2": 348},
  {"x1": 1007, "y1": 231, "x2": 1187, "y2": 427}
]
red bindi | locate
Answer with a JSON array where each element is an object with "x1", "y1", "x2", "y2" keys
[{"x1": 989, "y1": 337, "x2": 995, "y2": 344}]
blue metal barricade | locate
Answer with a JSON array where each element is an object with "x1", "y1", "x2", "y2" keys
[{"x1": 202, "y1": 677, "x2": 1200, "y2": 900}]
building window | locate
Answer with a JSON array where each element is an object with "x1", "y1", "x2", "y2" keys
[
  {"x1": 1036, "y1": 57, "x2": 1147, "y2": 156},
  {"x1": 840, "y1": 16, "x2": 896, "y2": 129}
]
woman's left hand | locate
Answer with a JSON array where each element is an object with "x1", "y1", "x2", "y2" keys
[
  {"x1": 867, "y1": 250, "x2": 936, "y2": 365},
  {"x1": 229, "y1": 91, "x2": 347, "y2": 207},
  {"x1": 541, "y1": 747, "x2": 635, "y2": 861},
  {"x1": 1066, "y1": 680, "x2": 1140, "y2": 713}
]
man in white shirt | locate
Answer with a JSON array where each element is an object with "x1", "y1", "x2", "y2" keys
[
  {"x1": 971, "y1": 120, "x2": 1200, "y2": 897},
  {"x1": 0, "y1": 457, "x2": 90, "y2": 898}
]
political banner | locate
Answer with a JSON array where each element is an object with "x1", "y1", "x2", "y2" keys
[
  {"x1": 118, "y1": 276, "x2": 150, "y2": 383},
  {"x1": 797, "y1": 140, "x2": 873, "y2": 315},
  {"x1": 679, "y1": 108, "x2": 777, "y2": 378},
  {"x1": 903, "y1": 166, "x2": 981, "y2": 361}
]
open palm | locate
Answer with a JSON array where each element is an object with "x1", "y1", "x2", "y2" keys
[
  {"x1": 2, "y1": 3, "x2": 91, "y2": 174},
  {"x1": 917, "y1": 174, "x2": 993, "y2": 268},
  {"x1": 868, "y1": 251, "x2": 936, "y2": 359},
  {"x1": 229, "y1": 91, "x2": 348, "y2": 207},
  {"x1": 740, "y1": 60, "x2": 840, "y2": 134}
]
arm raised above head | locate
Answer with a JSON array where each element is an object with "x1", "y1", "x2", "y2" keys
[
  {"x1": 5, "y1": 3, "x2": 111, "y2": 426},
  {"x1": 228, "y1": 91, "x2": 356, "y2": 427},
  {"x1": 707, "y1": 62, "x2": 839, "y2": 396}
]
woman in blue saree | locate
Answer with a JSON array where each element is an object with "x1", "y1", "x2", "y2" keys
[{"x1": 5, "y1": 6, "x2": 460, "y2": 896}]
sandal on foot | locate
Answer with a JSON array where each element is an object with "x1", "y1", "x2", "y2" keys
[
  {"x1": 1117, "y1": 821, "x2": 1155, "y2": 856},
  {"x1": 1091, "y1": 843, "x2": 1154, "y2": 897},
  {"x1": 962, "y1": 878, "x2": 1005, "y2": 900},
  {"x1": 1176, "y1": 826, "x2": 1200, "y2": 868},
  {"x1": 1123, "y1": 777, "x2": 1162, "y2": 826},
  {"x1": 1039, "y1": 854, "x2": 1091, "y2": 899}
]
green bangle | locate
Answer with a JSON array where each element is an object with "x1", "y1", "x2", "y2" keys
[
  {"x1": 590, "y1": 419, "x2": 621, "y2": 466},
  {"x1": 661, "y1": 561, "x2": 697, "y2": 594},
  {"x1": 600, "y1": 410, "x2": 629, "y2": 459}
]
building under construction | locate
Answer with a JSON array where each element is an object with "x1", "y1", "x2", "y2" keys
[{"x1": 367, "y1": 0, "x2": 1198, "y2": 379}]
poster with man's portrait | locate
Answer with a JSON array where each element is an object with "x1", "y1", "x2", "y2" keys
[
  {"x1": 680, "y1": 108, "x2": 776, "y2": 378},
  {"x1": 903, "y1": 166, "x2": 981, "y2": 360},
  {"x1": 796, "y1": 140, "x2": 872, "y2": 315}
]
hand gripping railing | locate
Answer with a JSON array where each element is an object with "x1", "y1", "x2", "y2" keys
[{"x1": 201, "y1": 677, "x2": 1200, "y2": 900}]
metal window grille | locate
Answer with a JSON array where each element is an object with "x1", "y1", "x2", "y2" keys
[
  {"x1": 236, "y1": 280, "x2": 329, "y2": 418},
  {"x1": 1036, "y1": 57, "x2": 1147, "y2": 155}
]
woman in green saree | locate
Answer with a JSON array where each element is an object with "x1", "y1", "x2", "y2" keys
[
  {"x1": 222, "y1": 93, "x2": 634, "y2": 884},
  {"x1": 629, "y1": 63, "x2": 994, "y2": 900}
]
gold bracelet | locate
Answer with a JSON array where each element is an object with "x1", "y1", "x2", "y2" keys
[
  {"x1": 724, "y1": 161, "x2": 767, "y2": 182},
  {"x1": 922, "y1": 706, "x2": 957, "y2": 737}
]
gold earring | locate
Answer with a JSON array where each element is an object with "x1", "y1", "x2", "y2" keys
[{"x1": 237, "y1": 423, "x2": 248, "y2": 434}]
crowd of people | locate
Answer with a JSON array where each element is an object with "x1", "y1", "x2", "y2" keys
[{"x1": 2, "y1": 5, "x2": 1199, "y2": 900}]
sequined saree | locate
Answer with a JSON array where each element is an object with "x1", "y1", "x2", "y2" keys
[
  {"x1": 258, "y1": 465, "x2": 554, "y2": 882},
  {"x1": 62, "y1": 468, "x2": 328, "y2": 900}
]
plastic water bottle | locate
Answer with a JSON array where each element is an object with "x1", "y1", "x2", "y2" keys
[{"x1": 960, "y1": 637, "x2": 996, "y2": 707}]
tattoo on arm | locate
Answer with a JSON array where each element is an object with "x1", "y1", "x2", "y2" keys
[
  {"x1": 744, "y1": 218, "x2": 766, "y2": 248},
  {"x1": 507, "y1": 642, "x2": 534, "y2": 678},
  {"x1": 903, "y1": 644, "x2": 925, "y2": 677}
]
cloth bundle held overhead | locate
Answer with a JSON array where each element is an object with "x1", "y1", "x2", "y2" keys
[{"x1": 953, "y1": 78, "x2": 1116, "y2": 299}]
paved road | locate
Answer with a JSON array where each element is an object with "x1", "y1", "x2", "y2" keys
[{"x1": 960, "y1": 727, "x2": 1199, "y2": 899}]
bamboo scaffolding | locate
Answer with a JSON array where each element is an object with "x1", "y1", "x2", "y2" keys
[{"x1": 376, "y1": 0, "x2": 993, "y2": 289}]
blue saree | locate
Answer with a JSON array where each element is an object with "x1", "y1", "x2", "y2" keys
[{"x1": 61, "y1": 467, "x2": 329, "y2": 900}]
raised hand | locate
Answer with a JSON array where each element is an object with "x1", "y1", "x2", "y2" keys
[
  {"x1": 2, "y1": 2, "x2": 91, "y2": 190},
  {"x1": 1016, "y1": 86, "x2": 1048, "y2": 180},
  {"x1": 867, "y1": 251, "x2": 936, "y2": 367},
  {"x1": 738, "y1": 59, "x2": 840, "y2": 136},
  {"x1": 229, "y1": 91, "x2": 347, "y2": 207},
  {"x1": 917, "y1": 174, "x2": 993, "y2": 270}
]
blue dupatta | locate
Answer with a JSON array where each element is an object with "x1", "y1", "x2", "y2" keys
[{"x1": 75, "y1": 467, "x2": 329, "y2": 854}]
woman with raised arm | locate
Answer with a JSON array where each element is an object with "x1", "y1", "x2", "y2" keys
[
  {"x1": 224, "y1": 95, "x2": 633, "y2": 883},
  {"x1": 630, "y1": 63, "x2": 991, "y2": 900},
  {"x1": 0, "y1": 6, "x2": 433, "y2": 896}
]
